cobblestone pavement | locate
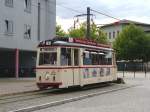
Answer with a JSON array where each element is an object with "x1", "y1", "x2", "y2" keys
[
  {"x1": 0, "y1": 72, "x2": 149, "y2": 96},
  {"x1": 34, "y1": 73, "x2": 150, "y2": 112},
  {"x1": 0, "y1": 78, "x2": 38, "y2": 96},
  {"x1": 0, "y1": 83, "x2": 131, "y2": 112},
  {"x1": 118, "y1": 71, "x2": 150, "y2": 79},
  {"x1": 0, "y1": 72, "x2": 150, "y2": 112}
]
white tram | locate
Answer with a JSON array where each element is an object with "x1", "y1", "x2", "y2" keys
[{"x1": 36, "y1": 37, "x2": 117, "y2": 89}]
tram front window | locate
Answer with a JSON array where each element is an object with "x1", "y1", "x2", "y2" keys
[
  {"x1": 61, "y1": 48, "x2": 71, "y2": 66},
  {"x1": 39, "y1": 52, "x2": 57, "y2": 66}
]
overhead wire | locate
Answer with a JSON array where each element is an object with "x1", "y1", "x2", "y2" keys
[
  {"x1": 0, "y1": 0, "x2": 84, "y2": 36},
  {"x1": 0, "y1": 0, "x2": 123, "y2": 36},
  {"x1": 90, "y1": 9, "x2": 120, "y2": 21},
  {"x1": 48, "y1": 0, "x2": 84, "y2": 14}
]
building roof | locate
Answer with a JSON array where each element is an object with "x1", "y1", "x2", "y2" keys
[{"x1": 101, "y1": 19, "x2": 150, "y2": 28}]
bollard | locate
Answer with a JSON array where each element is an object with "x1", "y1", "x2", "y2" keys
[{"x1": 144, "y1": 65, "x2": 147, "y2": 78}]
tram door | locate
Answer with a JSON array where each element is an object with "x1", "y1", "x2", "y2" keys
[{"x1": 72, "y1": 49, "x2": 80, "y2": 86}]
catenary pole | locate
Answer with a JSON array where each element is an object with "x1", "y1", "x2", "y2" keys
[{"x1": 86, "y1": 7, "x2": 90, "y2": 39}]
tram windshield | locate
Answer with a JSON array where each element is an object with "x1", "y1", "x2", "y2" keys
[{"x1": 39, "y1": 52, "x2": 57, "y2": 66}]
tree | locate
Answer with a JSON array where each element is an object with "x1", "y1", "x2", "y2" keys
[
  {"x1": 68, "y1": 22, "x2": 108, "y2": 44},
  {"x1": 94, "y1": 26, "x2": 108, "y2": 44},
  {"x1": 144, "y1": 34, "x2": 150, "y2": 62},
  {"x1": 68, "y1": 23, "x2": 86, "y2": 38},
  {"x1": 56, "y1": 24, "x2": 66, "y2": 36},
  {"x1": 113, "y1": 24, "x2": 150, "y2": 62}
]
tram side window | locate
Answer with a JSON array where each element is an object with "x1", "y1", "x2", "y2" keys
[
  {"x1": 61, "y1": 48, "x2": 71, "y2": 66},
  {"x1": 83, "y1": 51, "x2": 98, "y2": 65},
  {"x1": 91, "y1": 53, "x2": 98, "y2": 65},
  {"x1": 105, "y1": 51, "x2": 112, "y2": 65},
  {"x1": 83, "y1": 51, "x2": 112, "y2": 65},
  {"x1": 83, "y1": 52, "x2": 92, "y2": 65},
  {"x1": 107, "y1": 58, "x2": 112, "y2": 65},
  {"x1": 97, "y1": 55, "x2": 104, "y2": 65},
  {"x1": 102, "y1": 52, "x2": 112, "y2": 65},
  {"x1": 101, "y1": 55, "x2": 106, "y2": 65},
  {"x1": 74, "y1": 49, "x2": 79, "y2": 66}
]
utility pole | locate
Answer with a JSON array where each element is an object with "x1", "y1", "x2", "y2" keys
[
  {"x1": 74, "y1": 7, "x2": 93, "y2": 39},
  {"x1": 37, "y1": 2, "x2": 41, "y2": 41},
  {"x1": 86, "y1": 7, "x2": 90, "y2": 39}
]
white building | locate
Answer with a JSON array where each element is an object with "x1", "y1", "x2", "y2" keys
[
  {"x1": 101, "y1": 19, "x2": 150, "y2": 44},
  {"x1": 0, "y1": 0, "x2": 56, "y2": 77},
  {"x1": 101, "y1": 19, "x2": 150, "y2": 71}
]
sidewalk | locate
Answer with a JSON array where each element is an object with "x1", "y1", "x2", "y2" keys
[
  {"x1": 117, "y1": 71, "x2": 150, "y2": 79},
  {"x1": 0, "y1": 78, "x2": 38, "y2": 96}
]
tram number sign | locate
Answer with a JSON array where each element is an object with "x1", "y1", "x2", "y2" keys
[{"x1": 45, "y1": 41, "x2": 52, "y2": 46}]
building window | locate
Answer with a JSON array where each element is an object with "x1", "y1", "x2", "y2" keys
[
  {"x1": 24, "y1": 0, "x2": 31, "y2": 13},
  {"x1": 113, "y1": 31, "x2": 115, "y2": 38},
  {"x1": 24, "y1": 24, "x2": 31, "y2": 39},
  {"x1": 5, "y1": 0, "x2": 13, "y2": 7},
  {"x1": 109, "y1": 32, "x2": 111, "y2": 39},
  {"x1": 5, "y1": 20, "x2": 13, "y2": 34}
]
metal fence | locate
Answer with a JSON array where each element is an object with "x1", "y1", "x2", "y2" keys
[
  {"x1": 0, "y1": 66, "x2": 35, "y2": 77},
  {"x1": 117, "y1": 62, "x2": 150, "y2": 72}
]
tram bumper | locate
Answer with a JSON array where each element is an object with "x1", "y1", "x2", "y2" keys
[{"x1": 36, "y1": 82, "x2": 62, "y2": 89}]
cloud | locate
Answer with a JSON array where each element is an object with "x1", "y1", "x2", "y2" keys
[
  {"x1": 56, "y1": 16, "x2": 74, "y2": 32},
  {"x1": 56, "y1": 0, "x2": 150, "y2": 30}
]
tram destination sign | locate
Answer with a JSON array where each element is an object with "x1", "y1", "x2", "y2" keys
[
  {"x1": 38, "y1": 37, "x2": 111, "y2": 48},
  {"x1": 73, "y1": 38, "x2": 111, "y2": 48},
  {"x1": 38, "y1": 40, "x2": 53, "y2": 47},
  {"x1": 40, "y1": 48, "x2": 56, "y2": 52}
]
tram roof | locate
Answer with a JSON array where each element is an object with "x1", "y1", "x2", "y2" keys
[{"x1": 38, "y1": 37, "x2": 113, "y2": 51}]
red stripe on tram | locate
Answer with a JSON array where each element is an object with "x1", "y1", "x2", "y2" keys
[{"x1": 35, "y1": 65, "x2": 115, "y2": 69}]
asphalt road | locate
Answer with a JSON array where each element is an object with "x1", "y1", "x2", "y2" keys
[{"x1": 34, "y1": 77, "x2": 150, "y2": 112}]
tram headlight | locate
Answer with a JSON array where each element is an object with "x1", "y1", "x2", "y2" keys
[
  {"x1": 45, "y1": 72, "x2": 50, "y2": 80},
  {"x1": 39, "y1": 76, "x2": 41, "y2": 81},
  {"x1": 51, "y1": 71, "x2": 56, "y2": 81}
]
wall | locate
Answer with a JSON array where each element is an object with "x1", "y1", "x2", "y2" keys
[
  {"x1": 0, "y1": 0, "x2": 56, "y2": 51},
  {"x1": 102, "y1": 25, "x2": 122, "y2": 43}
]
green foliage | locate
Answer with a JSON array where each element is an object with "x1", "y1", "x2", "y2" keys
[
  {"x1": 68, "y1": 23, "x2": 86, "y2": 38},
  {"x1": 56, "y1": 24, "x2": 66, "y2": 37},
  {"x1": 113, "y1": 24, "x2": 150, "y2": 62},
  {"x1": 68, "y1": 22, "x2": 108, "y2": 44},
  {"x1": 90, "y1": 24, "x2": 108, "y2": 44},
  {"x1": 145, "y1": 34, "x2": 150, "y2": 61}
]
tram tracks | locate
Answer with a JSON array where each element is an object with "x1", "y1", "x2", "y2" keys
[
  {"x1": 0, "y1": 89, "x2": 58, "y2": 105},
  {"x1": 12, "y1": 84, "x2": 141, "y2": 112},
  {"x1": 0, "y1": 83, "x2": 112, "y2": 105},
  {"x1": 0, "y1": 83, "x2": 141, "y2": 109}
]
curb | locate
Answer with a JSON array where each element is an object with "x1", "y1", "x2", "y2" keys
[{"x1": 11, "y1": 85, "x2": 139, "y2": 112}]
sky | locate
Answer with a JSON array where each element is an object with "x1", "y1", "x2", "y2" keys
[{"x1": 56, "y1": 0, "x2": 150, "y2": 31}]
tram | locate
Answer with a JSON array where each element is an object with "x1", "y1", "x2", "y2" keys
[{"x1": 36, "y1": 37, "x2": 117, "y2": 89}]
